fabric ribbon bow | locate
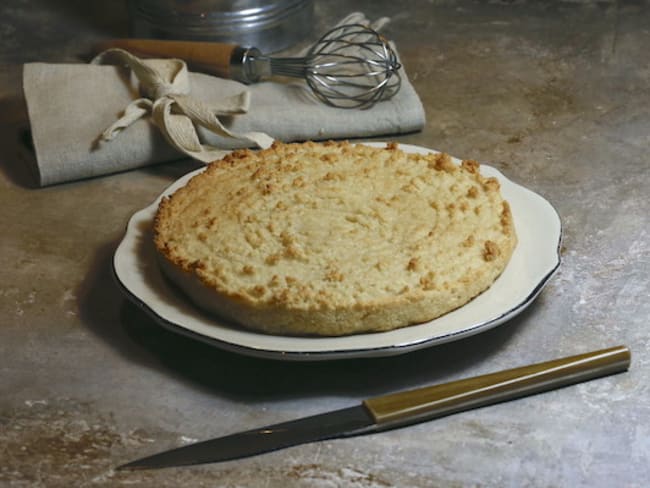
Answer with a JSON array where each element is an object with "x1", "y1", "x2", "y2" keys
[{"x1": 91, "y1": 49, "x2": 274, "y2": 162}]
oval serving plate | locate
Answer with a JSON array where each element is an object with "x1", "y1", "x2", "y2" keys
[{"x1": 113, "y1": 142, "x2": 562, "y2": 360}]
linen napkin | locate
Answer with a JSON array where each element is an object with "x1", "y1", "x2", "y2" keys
[{"x1": 22, "y1": 13, "x2": 425, "y2": 186}]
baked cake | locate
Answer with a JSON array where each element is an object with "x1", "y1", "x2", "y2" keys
[{"x1": 153, "y1": 141, "x2": 517, "y2": 336}]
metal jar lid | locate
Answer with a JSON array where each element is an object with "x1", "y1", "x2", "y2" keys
[{"x1": 127, "y1": 0, "x2": 314, "y2": 52}]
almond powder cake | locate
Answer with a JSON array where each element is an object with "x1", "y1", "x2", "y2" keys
[{"x1": 153, "y1": 141, "x2": 517, "y2": 336}]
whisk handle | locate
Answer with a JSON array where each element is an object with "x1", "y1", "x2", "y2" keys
[{"x1": 94, "y1": 39, "x2": 241, "y2": 79}]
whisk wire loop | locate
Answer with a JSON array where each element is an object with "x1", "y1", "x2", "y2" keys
[
  {"x1": 296, "y1": 24, "x2": 401, "y2": 108},
  {"x1": 268, "y1": 22, "x2": 402, "y2": 109}
]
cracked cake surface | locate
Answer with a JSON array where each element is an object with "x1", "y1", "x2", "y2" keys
[{"x1": 153, "y1": 141, "x2": 517, "y2": 336}]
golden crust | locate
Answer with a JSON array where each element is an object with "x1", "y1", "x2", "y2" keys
[{"x1": 153, "y1": 141, "x2": 517, "y2": 336}]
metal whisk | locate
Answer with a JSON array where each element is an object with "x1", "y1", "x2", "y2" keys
[
  {"x1": 263, "y1": 23, "x2": 402, "y2": 109},
  {"x1": 97, "y1": 23, "x2": 402, "y2": 109}
]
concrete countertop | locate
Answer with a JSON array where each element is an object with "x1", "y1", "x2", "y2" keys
[{"x1": 1, "y1": 1, "x2": 648, "y2": 486}]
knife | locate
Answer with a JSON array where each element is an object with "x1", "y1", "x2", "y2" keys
[{"x1": 118, "y1": 345, "x2": 630, "y2": 470}]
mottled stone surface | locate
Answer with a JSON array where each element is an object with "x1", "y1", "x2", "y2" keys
[{"x1": 1, "y1": 1, "x2": 648, "y2": 486}]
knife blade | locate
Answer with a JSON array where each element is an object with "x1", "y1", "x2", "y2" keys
[{"x1": 118, "y1": 345, "x2": 630, "y2": 470}]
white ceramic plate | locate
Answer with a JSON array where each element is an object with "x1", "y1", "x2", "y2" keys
[{"x1": 113, "y1": 143, "x2": 562, "y2": 361}]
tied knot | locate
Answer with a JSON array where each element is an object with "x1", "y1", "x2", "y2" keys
[
  {"x1": 91, "y1": 48, "x2": 273, "y2": 162},
  {"x1": 137, "y1": 58, "x2": 190, "y2": 99}
]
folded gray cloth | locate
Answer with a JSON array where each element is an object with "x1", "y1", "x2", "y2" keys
[{"x1": 22, "y1": 22, "x2": 425, "y2": 186}]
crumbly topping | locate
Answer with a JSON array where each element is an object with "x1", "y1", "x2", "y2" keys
[{"x1": 153, "y1": 141, "x2": 517, "y2": 336}]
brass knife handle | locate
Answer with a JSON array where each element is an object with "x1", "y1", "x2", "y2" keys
[{"x1": 363, "y1": 345, "x2": 631, "y2": 427}]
